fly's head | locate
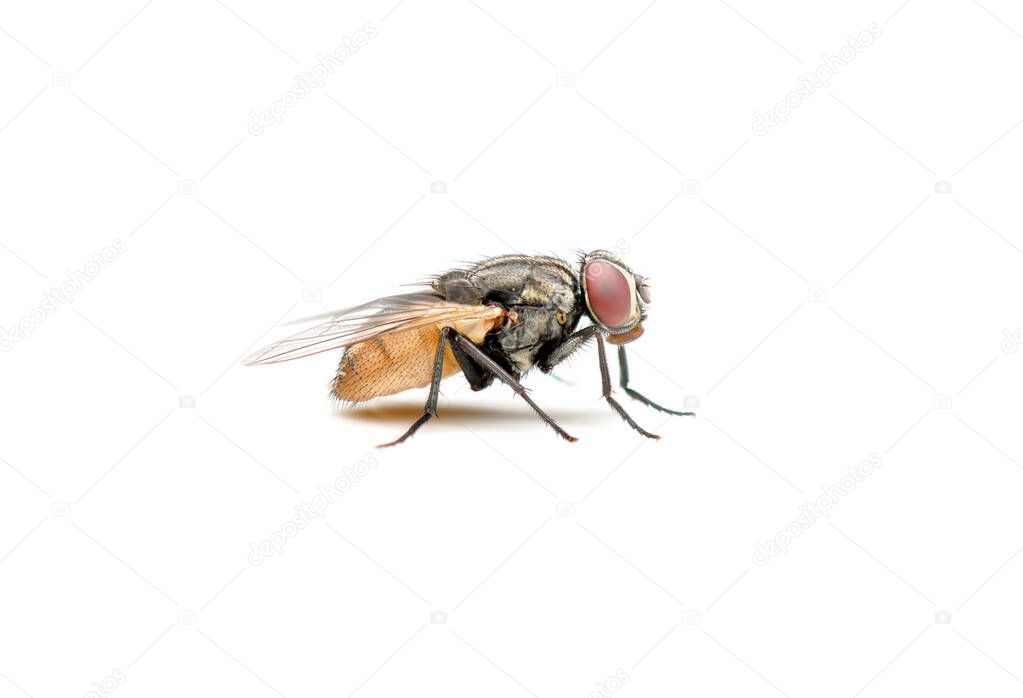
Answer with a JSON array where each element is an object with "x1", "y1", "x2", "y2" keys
[{"x1": 578, "y1": 250, "x2": 651, "y2": 344}]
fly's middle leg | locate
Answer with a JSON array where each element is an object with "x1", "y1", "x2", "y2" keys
[
  {"x1": 449, "y1": 332, "x2": 578, "y2": 443},
  {"x1": 448, "y1": 335, "x2": 495, "y2": 392}
]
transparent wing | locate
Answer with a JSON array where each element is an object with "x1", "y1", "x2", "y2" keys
[{"x1": 242, "y1": 292, "x2": 504, "y2": 365}]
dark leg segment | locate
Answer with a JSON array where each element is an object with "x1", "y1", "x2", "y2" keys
[
  {"x1": 377, "y1": 327, "x2": 453, "y2": 447},
  {"x1": 448, "y1": 335, "x2": 495, "y2": 391},
  {"x1": 450, "y1": 333, "x2": 578, "y2": 443},
  {"x1": 538, "y1": 326, "x2": 598, "y2": 373},
  {"x1": 596, "y1": 335, "x2": 660, "y2": 439},
  {"x1": 618, "y1": 346, "x2": 694, "y2": 417}
]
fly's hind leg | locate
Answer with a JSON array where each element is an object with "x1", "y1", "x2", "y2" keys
[
  {"x1": 449, "y1": 332, "x2": 578, "y2": 443},
  {"x1": 377, "y1": 327, "x2": 453, "y2": 448},
  {"x1": 618, "y1": 346, "x2": 695, "y2": 417}
]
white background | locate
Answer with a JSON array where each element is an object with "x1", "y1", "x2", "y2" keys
[{"x1": 2, "y1": 0, "x2": 1023, "y2": 696}]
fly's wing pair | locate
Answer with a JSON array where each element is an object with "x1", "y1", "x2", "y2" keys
[
  {"x1": 243, "y1": 292, "x2": 506, "y2": 403},
  {"x1": 243, "y1": 292, "x2": 505, "y2": 365}
]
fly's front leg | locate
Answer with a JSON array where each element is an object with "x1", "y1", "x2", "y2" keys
[
  {"x1": 538, "y1": 326, "x2": 599, "y2": 373},
  {"x1": 377, "y1": 327, "x2": 452, "y2": 448},
  {"x1": 596, "y1": 334, "x2": 660, "y2": 439},
  {"x1": 618, "y1": 346, "x2": 694, "y2": 417},
  {"x1": 450, "y1": 332, "x2": 578, "y2": 443}
]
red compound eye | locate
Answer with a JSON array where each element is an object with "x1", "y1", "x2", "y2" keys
[{"x1": 585, "y1": 261, "x2": 633, "y2": 328}]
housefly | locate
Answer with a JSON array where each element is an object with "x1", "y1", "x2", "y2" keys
[{"x1": 244, "y1": 251, "x2": 694, "y2": 446}]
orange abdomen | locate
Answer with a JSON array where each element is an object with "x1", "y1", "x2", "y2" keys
[{"x1": 332, "y1": 325, "x2": 461, "y2": 403}]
